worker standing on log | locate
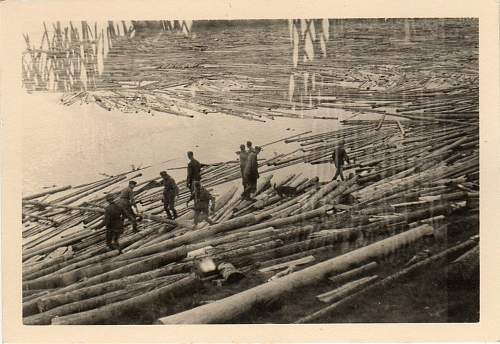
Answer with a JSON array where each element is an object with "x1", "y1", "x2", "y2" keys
[
  {"x1": 159, "y1": 171, "x2": 179, "y2": 219},
  {"x1": 186, "y1": 151, "x2": 202, "y2": 191},
  {"x1": 237, "y1": 144, "x2": 249, "y2": 189},
  {"x1": 117, "y1": 180, "x2": 140, "y2": 230},
  {"x1": 97, "y1": 194, "x2": 138, "y2": 253},
  {"x1": 331, "y1": 140, "x2": 350, "y2": 181},
  {"x1": 186, "y1": 181, "x2": 216, "y2": 228},
  {"x1": 242, "y1": 146, "x2": 261, "y2": 200}
]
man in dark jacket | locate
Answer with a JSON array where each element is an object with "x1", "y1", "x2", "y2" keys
[
  {"x1": 242, "y1": 146, "x2": 261, "y2": 200},
  {"x1": 186, "y1": 181, "x2": 216, "y2": 228},
  {"x1": 331, "y1": 140, "x2": 350, "y2": 181},
  {"x1": 159, "y1": 171, "x2": 179, "y2": 219},
  {"x1": 117, "y1": 180, "x2": 140, "y2": 230},
  {"x1": 97, "y1": 194, "x2": 137, "y2": 253},
  {"x1": 236, "y1": 144, "x2": 249, "y2": 189},
  {"x1": 186, "y1": 151, "x2": 202, "y2": 191}
]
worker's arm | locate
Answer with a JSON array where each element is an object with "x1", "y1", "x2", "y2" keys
[{"x1": 331, "y1": 150, "x2": 336, "y2": 163}]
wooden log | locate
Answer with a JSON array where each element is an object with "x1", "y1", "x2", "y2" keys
[
  {"x1": 51, "y1": 275, "x2": 200, "y2": 325},
  {"x1": 328, "y1": 261, "x2": 378, "y2": 285},
  {"x1": 37, "y1": 267, "x2": 187, "y2": 313},
  {"x1": 294, "y1": 236, "x2": 479, "y2": 323},
  {"x1": 317, "y1": 275, "x2": 379, "y2": 303},
  {"x1": 23, "y1": 185, "x2": 72, "y2": 201},
  {"x1": 259, "y1": 255, "x2": 315, "y2": 273},
  {"x1": 157, "y1": 224, "x2": 434, "y2": 324},
  {"x1": 446, "y1": 244, "x2": 479, "y2": 280},
  {"x1": 233, "y1": 206, "x2": 328, "y2": 235},
  {"x1": 114, "y1": 213, "x2": 269, "y2": 261}
]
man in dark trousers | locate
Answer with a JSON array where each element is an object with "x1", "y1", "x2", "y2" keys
[
  {"x1": 331, "y1": 139, "x2": 350, "y2": 181},
  {"x1": 117, "y1": 180, "x2": 140, "y2": 230},
  {"x1": 159, "y1": 171, "x2": 179, "y2": 219},
  {"x1": 186, "y1": 181, "x2": 216, "y2": 228},
  {"x1": 186, "y1": 151, "x2": 202, "y2": 191},
  {"x1": 242, "y1": 146, "x2": 261, "y2": 200},
  {"x1": 97, "y1": 194, "x2": 137, "y2": 253},
  {"x1": 236, "y1": 144, "x2": 249, "y2": 189}
]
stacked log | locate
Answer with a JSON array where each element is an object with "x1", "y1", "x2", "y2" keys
[{"x1": 22, "y1": 117, "x2": 479, "y2": 324}]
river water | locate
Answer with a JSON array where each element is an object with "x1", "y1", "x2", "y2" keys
[{"x1": 22, "y1": 93, "x2": 347, "y2": 195}]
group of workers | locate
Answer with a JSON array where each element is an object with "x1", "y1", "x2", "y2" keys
[
  {"x1": 97, "y1": 139, "x2": 349, "y2": 253},
  {"x1": 97, "y1": 151, "x2": 216, "y2": 252}
]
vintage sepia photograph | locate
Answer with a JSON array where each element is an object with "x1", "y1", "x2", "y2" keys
[{"x1": 16, "y1": 17, "x2": 482, "y2": 326}]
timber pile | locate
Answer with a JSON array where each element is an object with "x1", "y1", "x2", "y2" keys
[
  {"x1": 22, "y1": 119, "x2": 479, "y2": 324},
  {"x1": 53, "y1": 18, "x2": 477, "y2": 123}
]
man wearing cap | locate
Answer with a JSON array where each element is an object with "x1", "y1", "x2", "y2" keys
[
  {"x1": 186, "y1": 181, "x2": 216, "y2": 228},
  {"x1": 242, "y1": 146, "x2": 261, "y2": 200},
  {"x1": 331, "y1": 139, "x2": 350, "y2": 181},
  {"x1": 97, "y1": 194, "x2": 137, "y2": 253},
  {"x1": 158, "y1": 171, "x2": 179, "y2": 219}
]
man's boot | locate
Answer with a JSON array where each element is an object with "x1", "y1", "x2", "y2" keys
[
  {"x1": 172, "y1": 209, "x2": 178, "y2": 219},
  {"x1": 165, "y1": 209, "x2": 173, "y2": 220}
]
